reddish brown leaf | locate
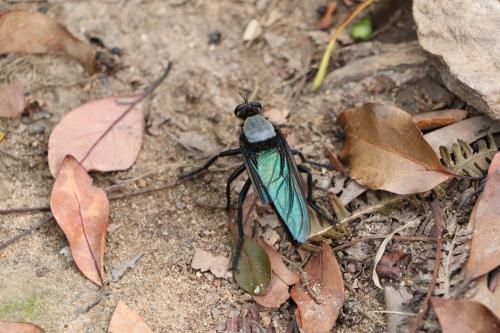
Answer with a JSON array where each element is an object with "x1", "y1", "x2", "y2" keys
[
  {"x1": 258, "y1": 238, "x2": 300, "y2": 285},
  {"x1": 339, "y1": 103, "x2": 453, "y2": 194},
  {"x1": 325, "y1": 146, "x2": 347, "y2": 176},
  {"x1": 253, "y1": 274, "x2": 290, "y2": 308},
  {"x1": 316, "y1": 1, "x2": 338, "y2": 30},
  {"x1": 412, "y1": 109, "x2": 467, "y2": 130},
  {"x1": 108, "y1": 301, "x2": 153, "y2": 333},
  {"x1": 290, "y1": 243, "x2": 344, "y2": 333},
  {"x1": 263, "y1": 108, "x2": 289, "y2": 125},
  {"x1": 0, "y1": 10, "x2": 97, "y2": 73},
  {"x1": 48, "y1": 96, "x2": 144, "y2": 177},
  {"x1": 0, "y1": 322, "x2": 44, "y2": 333},
  {"x1": 50, "y1": 155, "x2": 109, "y2": 286},
  {"x1": 465, "y1": 152, "x2": 500, "y2": 280},
  {"x1": 424, "y1": 116, "x2": 500, "y2": 154},
  {"x1": 0, "y1": 84, "x2": 24, "y2": 118},
  {"x1": 471, "y1": 269, "x2": 500, "y2": 320},
  {"x1": 375, "y1": 250, "x2": 407, "y2": 280},
  {"x1": 431, "y1": 297, "x2": 500, "y2": 333}
]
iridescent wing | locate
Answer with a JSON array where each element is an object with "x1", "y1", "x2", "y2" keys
[{"x1": 240, "y1": 132, "x2": 310, "y2": 243}]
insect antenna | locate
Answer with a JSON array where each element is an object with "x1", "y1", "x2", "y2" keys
[{"x1": 239, "y1": 90, "x2": 250, "y2": 104}]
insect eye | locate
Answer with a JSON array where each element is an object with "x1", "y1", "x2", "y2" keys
[
  {"x1": 234, "y1": 104, "x2": 246, "y2": 117},
  {"x1": 250, "y1": 101, "x2": 261, "y2": 110}
]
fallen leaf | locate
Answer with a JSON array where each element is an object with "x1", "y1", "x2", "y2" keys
[
  {"x1": 111, "y1": 252, "x2": 143, "y2": 282},
  {"x1": 424, "y1": 116, "x2": 500, "y2": 154},
  {"x1": 316, "y1": 1, "x2": 337, "y2": 30},
  {"x1": 0, "y1": 10, "x2": 97, "y2": 73},
  {"x1": 412, "y1": 109, "x2": 467, "y2": 130},
  {"x1": 50, "y1": 155, "x2": 109, "y2": 286},
  {"x1": 464, "y1": 152, "x2": 500, "y2": 280},
  {"x1": 471, "y1": 268, "x2": 500, "y2": 320},
  {"x1": 339, "y1": 179, "x2": 366, "y2": 205},
  {"x1": 48, "y1": 96, "x2": 144, "y2": 177},
  {"x1": 108, "y1": 301, "x2": 153, "y2": 333},
  {"x1": 191, "y1": 248, "x2": 229, "y2": 278},
  {"x1": 178, "y1": 131, "x2": 218, "y2": 153},
  {"x1": 373, "y1": 219, "x2": 416, "y2": 289},
  {"x1": 0, "y1": 322, "x2": 44, "y2": 333},
  {"x1": 339, "y1": 103, "x2": 453, "y2": 194},
  {"x1": 325, "y1": 146, "x2": 347, "y2": 176},
  {"x1": 258, "y1": 238, "x2": 299, "y2": 285},
  {"x1": 230, "y1": 223, "x2": 271, "y2": 295},
  {"x1": 431, "y1": 297, "x2": 500, "y2": 333},
  {"x1": 263, "y1": 108, "x2": 289, "y2": 125},
  {"x1": 0, "y1": 84, "x2": 24, "y2": 118},
  {"x1": 375, "y1": 250, "x2": 407, "y2": 280},
  {"x1": 253, "y1": 274, "x2": 290, "y2": 308},
  {"x1": 290, "y1": 243, "x2": 344, "y2": 333}
]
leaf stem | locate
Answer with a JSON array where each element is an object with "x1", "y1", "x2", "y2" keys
[{"x1": 311, "y1": 0, "x2": 374, "y2": 91}]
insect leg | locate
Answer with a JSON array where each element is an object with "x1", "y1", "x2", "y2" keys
[
  {"x1": 297, "y1": 164, "x2": 336, "y2": 225},
  {"x1": 179, "y1": 148, "x2": 241, "y2": 180},
  {"x1": 291, "y1": 149, "x2": 331, "y2": 169},
  {"x1": 225, "y1": 164, "x2": 246, "y2": 211},
  {"x1": 232, "y1": 178, "x2": 252, "y2": 271}
]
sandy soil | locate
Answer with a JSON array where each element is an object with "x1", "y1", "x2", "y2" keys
[{"x1": 0, "y1": 1, "x2": 469, "y2": 332}]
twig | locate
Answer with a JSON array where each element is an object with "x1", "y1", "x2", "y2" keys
[
  {"x1": 332, "y1": 235, "x2": 435, "y2": 252},
  {"x1": 0, "y1": 215, "x2": 53, "y2": 251},
  {"x1": 408, "y1": 200, "x2": 443, "y2": 333},
  {"x1": 311, "y1": 0, "x2": 374, "y2": 91},
  {"x1": 0, "y1": 206, "x2": 50, "y2": 215}
]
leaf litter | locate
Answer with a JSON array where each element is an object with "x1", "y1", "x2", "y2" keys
[
  {"x1": 108, "y1": 301, "x2": 153, "y2": 333},
  {"x1": 0, "y1": 83, "x2": 24, "y2": 118},
  {"x1": 191, "y1": 248, "x2": 230, "y2": 279}
]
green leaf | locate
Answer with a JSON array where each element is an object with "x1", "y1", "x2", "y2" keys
[
  {"x1": 231, "y1": 228, "x2": 271, "y2": 295},
  {"x1": 351, "y1": 17, "x2": 372, "y2": 41}
]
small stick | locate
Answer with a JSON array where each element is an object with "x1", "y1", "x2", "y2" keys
[
  {"x1": 408, "y1": 200, "x2": 443, "y2": 333},
  {"x1": 332, "y1": 235, "x2": 435, "y2": 252},
  {"x1": 0, "y1": 215, "x2": 53, "y2": 251}
]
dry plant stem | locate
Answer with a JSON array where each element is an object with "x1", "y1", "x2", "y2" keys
[
  {"x1": 0, "y1": 215, "x2": 53, "y2": 251},
  {"x1": 79, "y1": 62, "x2": 172, "y2": 165},
  {"x1": 408, "y1": 200, "x2": 443, "y2": 333},
  {"x1": 332, "y1": 235, "x2": 435, "y2": 251},
  {"x1": 311, "y1": 0, "x2": 374, "y2": 91}
]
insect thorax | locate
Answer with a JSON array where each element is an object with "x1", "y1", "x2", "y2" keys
[{"x1": 243, "y1": 115, "x2": 276, "y2": 143}]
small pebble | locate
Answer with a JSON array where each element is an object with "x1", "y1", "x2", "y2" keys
[
  {"x1": 208, "y1": 31, "x2": 222, "y2": 44},
  {"x1": 347, "y1": 263, "x2": 356, "y2": 273}
]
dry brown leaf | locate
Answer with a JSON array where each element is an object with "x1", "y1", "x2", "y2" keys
[
  {"x1": 263, "y1": 108, "x2": 289, "y2": 125},
  {"x1": 108, "y1": 301, "x2": 153, "y2": 333},
  {"x1": 0, "y1": 10, "x2": 96, "y2": 73},
  {"x1": 464, "y1": 152, "x2": 500, "y2": 280},
  {"x1": 316, "y1": 1, "x2": 338, "y2": 30},
  {"x1": 471, "y1": 269, "x2": 500, "y2": 320},
  {"x1": 339, "y1": 103, "x2": 453, "y2": 194},
  {"x1": 50, "y1": 155, "x2": 109, "y2": 286},
  {"x1": 290, "y1": 243, "x2": 344, "y2": 333},
  {"x1": 375, "y1": 250, "x2": 407, "y2": 281},
  {"x1": 0, "y1": 322, "x2": 44, "y2": 333},
  {"x1": 191, "y1": 248, "x2": 229, "y2": 278},
  {"x1": 412, "y1": 109, "x2": 467, "y2": 130},
  {"x1": 431, "y1": 297, "x2": 500, "y2": 333},
  {"x1": 424, "y1": 116, "x2": 500, "y2": 154},
  {"x1": 48, "y1": 96, "x2": 144, "y2": 177},
  {"x1": 0, "y1": 84, "x2": 24, "y2": 118},
  {"x1": 325, "y1": 146, "x2": 347, "y2": 176},
  {"x1": 253, "y1": 274, "x2": 290, "y2": 308},
  {"x1": 258, "y1": 238, "x2": 299, "y2": 285}
]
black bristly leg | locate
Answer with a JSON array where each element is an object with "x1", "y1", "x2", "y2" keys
[
  {"x1": 297, "y1": 164, "x2": 336, "y2": 225},
  {"x1": 225, "y1": 164, "x2": 246, "y2": 211},
  {"x1": 232, "y1": 178, "x2": 252, "y2": 271},
  {"x1": 178, "y1": 148, "x2": 241, "y2": 180},
  {"x1": 291, "y1": 149, "x2": 331, "y2": 169}
]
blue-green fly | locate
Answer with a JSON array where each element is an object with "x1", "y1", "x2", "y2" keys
[{"x1": 180, "y1": 97, "x2": 334, "y2": 269}]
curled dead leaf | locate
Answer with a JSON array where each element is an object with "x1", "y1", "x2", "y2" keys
[
  {"x1": 290, "y1": 243, "x2": 344, "y2": 333},
  {"x1": 0, "y1": 322, "x2": 44, "y2": 333},
  {"x1": 0, "y1": 10, "x2": 97, "y2": 73},
  {"x1": 412, "y1": 109, "x2": 467, "y2": 130},
  {"x1": 339, "y1": 103, "x2": 453, "y2": 194},
  {"x1": 0, "y1": 84, "x2": 24, "y2": 118},
  {"x1": 431, "y1": 297, "x2": 500, "y2": 333},
  {"x1": 48, "y1": 96, "x2": 144, "y2": 177},
  {"x1": 465, "y1": 152, "x2": 500, "y2": 280},
  {"x1": 375, "y1": 250, "x2": 407, "y2": 281},
  {"x1": 471, "y1": 268, "x2": 500, "y2": 320},
  {"x1": 50, "y1": 155, "x2": 109, "y2": 286},
  {"x1": 108, "y1": 301, "x2": 153, "y2": 333}
]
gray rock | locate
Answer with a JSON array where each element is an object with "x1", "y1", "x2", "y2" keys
[{"x1": 413, "y1": 0, "x2": 500, "y2": 118}]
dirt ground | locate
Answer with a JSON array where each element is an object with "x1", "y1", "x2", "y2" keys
[{"x1": 0, "y1": 0, "x2": 473, "y2": 332}]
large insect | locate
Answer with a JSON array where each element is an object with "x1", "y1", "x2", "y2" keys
[{"x1": 180, "y1": 97, "x2": 334, "y2": 269}]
